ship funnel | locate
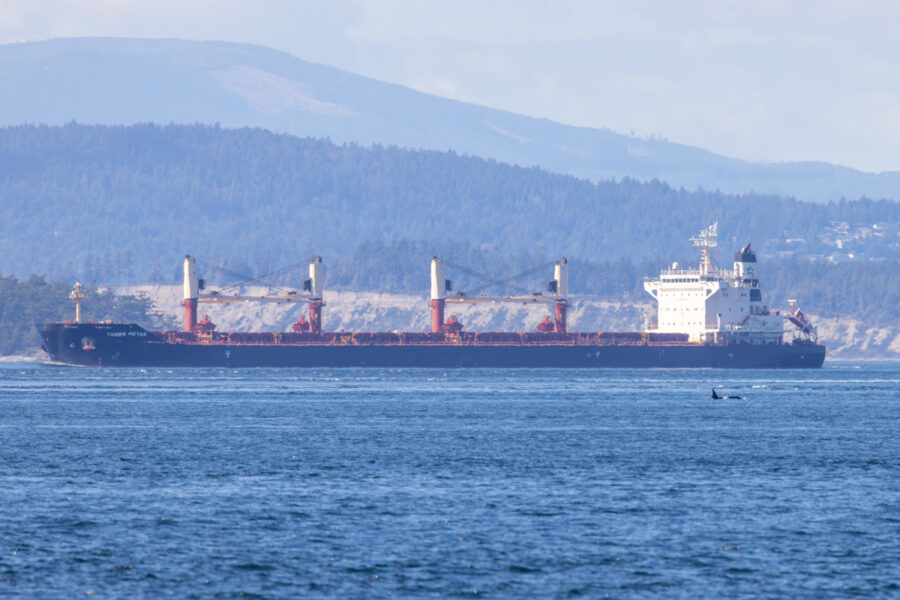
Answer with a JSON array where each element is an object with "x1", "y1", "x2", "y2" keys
[{"x1": 733, "y1": 243, "x2": 758, "y2": 284}]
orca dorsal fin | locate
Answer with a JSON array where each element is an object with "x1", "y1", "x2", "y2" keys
[{"x1": 711, "y1": 389, "x2": 720, "y2": 399}]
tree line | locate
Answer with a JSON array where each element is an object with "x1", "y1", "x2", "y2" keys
[{"x1": 3, "y1": 123, "x2": 900, "y2": 285}]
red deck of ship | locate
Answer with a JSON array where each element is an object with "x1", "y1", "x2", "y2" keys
[{"x1": 156, "y1": 330, "x2": 691, "y2": 346}]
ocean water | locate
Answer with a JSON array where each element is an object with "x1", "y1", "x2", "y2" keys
[{"x1": 1, "y1": 363, "x2": 898, "y2": 598}]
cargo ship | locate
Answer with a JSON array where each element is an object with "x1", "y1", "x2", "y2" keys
[{"x1": 37, "y1": 224, "x2": 825, "y2": 368}]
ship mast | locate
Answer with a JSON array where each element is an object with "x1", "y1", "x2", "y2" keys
[
  {"x1": 690, "y1": 222, "x2": 718, "y2": 275},
  {"x1": 69, "y1": 282, "x2": 85, "y2": 323}
]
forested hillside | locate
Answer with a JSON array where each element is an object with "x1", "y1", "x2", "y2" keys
[{"x1": 3, "y1": 123, "x2": 900, "y2": 288}]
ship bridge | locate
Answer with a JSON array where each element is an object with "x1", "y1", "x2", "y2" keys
[{"x1": 643, "y1": 224, "x2": 783, "y2": 344}]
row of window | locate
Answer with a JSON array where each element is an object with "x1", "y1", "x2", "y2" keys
[
  {"x1": 660, "y1": 292, "x2": 706, "y2": 297},
  {"x1": 661, "y1": 306, "x2": 745, "y2": 313}
]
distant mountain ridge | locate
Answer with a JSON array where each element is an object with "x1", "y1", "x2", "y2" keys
[{"x1": 1, "y1": 37, "x2": 897, "y2": 202}]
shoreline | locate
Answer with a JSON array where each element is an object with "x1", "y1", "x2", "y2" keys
[{"x1": 0, "y1": 354, "x2": 43, "y2": 363}]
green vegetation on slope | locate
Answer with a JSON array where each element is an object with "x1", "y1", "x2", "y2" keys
[{"x1": 3, "y1": 123, "x2": 900, "y2": 286}]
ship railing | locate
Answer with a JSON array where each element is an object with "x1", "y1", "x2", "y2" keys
[
  {"x1": 645, "y1": 269, "x2": 729, "y2": 282},
  {"x1": 656, "y1": 268, "x2": 700, "y2": 276}
]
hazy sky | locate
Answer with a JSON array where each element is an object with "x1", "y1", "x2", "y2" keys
[{"x1": 1, "y1": 0, "x2": 898, "y2": 172}]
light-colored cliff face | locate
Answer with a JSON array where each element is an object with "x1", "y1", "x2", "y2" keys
[
  {"x1": 118, "y1": 285, "x2": 891, "y2": 360},
  {"x1": 810, "y1": 316, "x2": 900, "y2": 359},
  {"x1": 118, "y1": 285, "x2": 649, "y2": 336}
]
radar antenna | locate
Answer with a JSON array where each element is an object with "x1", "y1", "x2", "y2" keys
[{"x1": 691, "y1": 222, "x2": 718, "y2": 275}]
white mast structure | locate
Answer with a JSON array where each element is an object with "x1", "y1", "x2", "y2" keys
[
  {"x1": 691, "y1": 222, "x2": 718, "y2": 276},
  {"x1": 69, "y1": 282, "x2": 85, "y2": 323}
]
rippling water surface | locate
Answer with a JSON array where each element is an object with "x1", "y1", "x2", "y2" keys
[{"x1": 1, "y1": 363, "x2": 898, "y2": 598}]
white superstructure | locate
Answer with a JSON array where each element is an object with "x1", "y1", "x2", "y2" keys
[{"x1": 643, "y1": 223, "x2": 784, "y2": 344}]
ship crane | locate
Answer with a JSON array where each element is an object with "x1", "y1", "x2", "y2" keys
[
  {"x1": 429, "y1": 257, "x2": 569, "y2": 333},
  {"x1": 182, "y1": 255, "x2": 325, "y2": 333}
]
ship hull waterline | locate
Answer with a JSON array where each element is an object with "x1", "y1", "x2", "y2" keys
[{"x1": 38, "y1": 323, "x2": 827, "y2": 369}]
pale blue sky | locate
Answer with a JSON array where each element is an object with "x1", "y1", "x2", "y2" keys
[{"x1": 1, "y1": 0, "x2": 898, "y2": 172}]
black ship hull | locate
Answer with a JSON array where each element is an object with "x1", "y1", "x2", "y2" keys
[{"x1": 37, "y1": 323, "x2": 827, "y2": 369}]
